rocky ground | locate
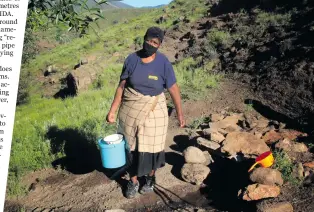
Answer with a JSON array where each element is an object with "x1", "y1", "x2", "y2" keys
[{"x1": 5, "y1": 79, "x2": 314, "y2": 211}]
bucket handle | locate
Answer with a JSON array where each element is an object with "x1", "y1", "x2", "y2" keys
[{"x1": 248, "y1": 162, "x2": 259, "y2": 172}]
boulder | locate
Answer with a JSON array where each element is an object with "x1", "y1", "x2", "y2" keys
[
  {"x1": 183, "y1": 147, "x2": 207, "y2": 164},
  {"x1": 303, "y1": 161, "x2": 314, "y2": 168},
  {"x1": 275, "y1": 138, "x2": 292, "y2": 151},
  {"x1": 262, "y1": 130, "x2": 282, "y2": 144},
  {"x1": 221, "y1": 132, "x2": 270, "y2": 158},
  {"x1": 203, "y1": 128, "x2": 225, "y2": 143},
  {"x1": 211, "y1": 113, "x2": 225, "y2": 122},
  {"x1": 181, "y1": 163, "x2": 210, "y2": 185},
  {"x1": 203, "y1": 151, "x2": 214, "y2": 165},
  {"x1": 279, "y1": 129, "x2": 307, "y2": 140},
  {"x1": 239, "y1": 184, "x2": 280, "y2": 201},
  {"x1": 263, "y1": 129, "x2": 307, "y2": 145},
  {"x1": 256, "y1": 201, "x2": 293, "y2": 212},
  {"x1": 250, "y1": 168, "x2": 283, "y2": 186},
  {"x1": 275, "y1": 138, "x2": 308, "y2": 153},
  {"x1": 255, "y1": 118, "x2": 270, "y2": 129},
  {"x1": 291, "y1": 142, "x2": 308, "y2": 153},
  {"x1": 209, "y1": 114, "x2": 244, "y2": 131},
  {"x1": 66, "y1": 65, "x2": 97, "y2": 94},
  {"x1": 279, "y1": 122, "x2": 286, "y2": 129},
  {"x1": 197, "y1": 137, "x2": 221, "y2": 150},
  {"x1": 44, "y1": 65, "x2": 59, "y2": 76},
  {"x1": 80, "y1": 58, "x2": 88, "y2": 65}
]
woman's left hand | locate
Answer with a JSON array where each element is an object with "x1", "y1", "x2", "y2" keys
[{"x1": 178, "y1": 114, "x2": 185, "y2": 128}]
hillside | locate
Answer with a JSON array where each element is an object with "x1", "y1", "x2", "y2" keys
[
  {"x1": 5, "y1": 0, "x2": 314, "y2": 211},
  {"x1": 142, "y1": 4, "x2": 167, "y2": 8},
  {"x1": 83, "y1": 0, "x2": 133, "y2": 9}
]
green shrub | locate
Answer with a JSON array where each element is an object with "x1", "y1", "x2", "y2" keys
[
  {"x1": 273, "y1": 150, "x2": 302, "y2": 186},
  {"x1": 206, "y1": 29, "x2": 233, "y2": 48},
  {"x1": 255, "y1": 11, "x2": 291, "y2": 26}
]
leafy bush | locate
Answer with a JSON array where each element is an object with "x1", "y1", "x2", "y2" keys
[
  {"x1": 255, "y1": 11, "x2": 292, "y2": 27},
  {"x1": 273, "y1": 150, "x2": 302, "y2": 186},
  {"x1": 206, "y1": 29, "x2": 233, "y2": 48}
]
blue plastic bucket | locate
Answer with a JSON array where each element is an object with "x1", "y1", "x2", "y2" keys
[{"x1": 98, "y1": 134, "x2": 126, "y2": 169}]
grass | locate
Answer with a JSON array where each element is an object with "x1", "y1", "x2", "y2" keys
[
  {"x1": 255, "y1": 11, "x2": 292, "y2": 27},
  {"x1": 273, "y1": 150, "x2": 302, "y2": 186},
  {"x1": 188, "y1": 116, "x2": 210, "y2": 130},
  {"x1": 8, "y1": 0, "x2": 217, "y2": 197},
  {"x1": 206, "y1": 29, "x2": 233, "y2": 48},
  {"x1": 175, "y1": 57, "x2": 222, "y2": 100}
]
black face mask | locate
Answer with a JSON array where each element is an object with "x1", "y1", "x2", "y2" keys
[{"x1": 142, "y1": 42, "x2": 158, "y2": 57}]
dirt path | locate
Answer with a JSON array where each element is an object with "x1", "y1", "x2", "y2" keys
[{"x1": 5, "y1": 80, "x2": 257, "y2": 212}]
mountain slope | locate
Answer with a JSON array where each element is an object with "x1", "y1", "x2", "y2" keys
[
  {"x1": 85, "y1": 0, "x2": 133, "y2": 10},
  {"x1": 142, "y1": 4, "x2": 167, "y2": 8}
]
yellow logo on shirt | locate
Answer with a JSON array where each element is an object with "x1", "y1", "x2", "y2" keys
[{"x1": 148, "y1": 75, "x2": 158, "y2": 80}]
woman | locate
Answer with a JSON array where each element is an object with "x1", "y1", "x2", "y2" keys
[{"x1": 106, "y1": 26, "x2": 185, "y2": 199}]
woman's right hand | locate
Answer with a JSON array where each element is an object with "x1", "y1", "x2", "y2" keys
[{"x1": 106, "y1": 112, "x2": 116, "y2": 124}]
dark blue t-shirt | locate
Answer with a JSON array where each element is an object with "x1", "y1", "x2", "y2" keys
[{"x1": 120, "y1": 51, "x2": 177, "y2": 96}]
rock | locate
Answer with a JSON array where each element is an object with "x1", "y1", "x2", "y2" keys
[
  {"x1": 250, "y1": 168, "x2": 283, "y2": 186},
  {"x1": 256, "y1": 118, "x2": 270, "y2": 129},
  {"x1": 304, "y1": 170, "x2": 311, "y2": 178},
  {"x1": 275, "y1": 138, "x2": 292, "y2": 151},
  {"x1": 183, "y1": 147, "x2": 207, "y2": 164},
  {"x1": 254, "y1": 131, "x2": 263, "y2": 139},
  {"x1": 246, "y1": 118, "x2": 258, "y2": 129},
  {"x1": 44, "y1": 65, "x2": 58, "y2": 76},
  {"x1": 80, "y1": 58, "x2": 88, "y2": 65},
  {"x1": 276, "y1": 140, "x2": 308, "y2": 153},
  {"x1": 221, "y1": 132, "x2": 270, "y2": 158},
  {"x1": 211, "y1": 113, "x2": 224, "y2": 122},
  {"x1": 209, "y1": 114, "x2": 244, "y2": 131},
  {"x1": 291, "y1": 142, "x2": 308, "y2": 153},
  {"x1": 279, "y1": 122, "x2": 286, "y2": 129},
  {"x1": 297, "y1": 162, "x2": 304, "y2": 179},
  {"x1": 181, "y1": 163, "x2": 210, "y2": 185},
  {"x1": 203, "y1": 151, "x2": 214, "y2": 165},
  {"x1": 303, "y1": 172, "x2": 314, "y2": 186},
  {"x1": 262, "y1": 130, "x2": 282, "y2": 144},
  {"x1": 156, "y1": 15, "x2": 168, "y2": 24},
  {"x1": 105, "y1": 210, "x2": 126, "y2": 212},
  {"x1": 303, "y1": 161, "x2": 314, "y2": 168},
  {"x1": 256, "y1": 201, "x2": 293, "y2": 212},
  {"x1": 239, "y1": 184, "x2": 280, "y2": 201},
  {"x1": 224, "y1": 125, "x2": 243, "y2": 133},
  {"x1": 279, "y1": 129, "x2": 307, "y2": 140},
  {"x1": 197, "y1": 137, "x2": 221, "y2": 150},
  {"x1": 65, "y1": 65, "x2": 97, "y2": 94},
  {"x1": 203, "y1": 128, "x2": 225, "y2": 143},
  {"x1": 199, "y1": 122, "x2": 209, "y2": 129}
]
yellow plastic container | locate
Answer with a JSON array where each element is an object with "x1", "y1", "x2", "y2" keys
[{"x1": 248, "y1": 151, "x2": 274, "y2": 172}]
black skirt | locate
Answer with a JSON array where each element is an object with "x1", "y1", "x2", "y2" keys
[{"x1": 127, "y1": 150, "x2": 166, "y2": 177}]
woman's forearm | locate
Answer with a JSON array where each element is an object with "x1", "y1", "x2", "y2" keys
[
  {"x1": 168, "y1": 83, "x2": 183, "y2": 117},
  {"x1": 109, "y1": 81, "x2": 126, "y2": 114}
]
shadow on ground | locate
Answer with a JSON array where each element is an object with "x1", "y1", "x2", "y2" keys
[
  {"x1": 167, "y1": 132, "x2": 257, "y2": 211},
  {"x1": 245, "y1": 99, "x2": 314, "y2": 135},
  {"x1": 201, "y1": 155, "x2": 257, "y2": 212},
  {"x1": 45, "y1": 125, "x2": 131, "y2": 191}
]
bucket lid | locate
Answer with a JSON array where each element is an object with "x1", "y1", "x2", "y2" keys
[{"x1": 103, "y1": 134, "x2": 123, "y2": 145}]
